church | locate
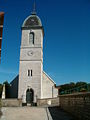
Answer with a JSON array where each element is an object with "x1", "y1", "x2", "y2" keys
[{"x1": 2, "y1": 6, "x2": 58, "y2": 104}]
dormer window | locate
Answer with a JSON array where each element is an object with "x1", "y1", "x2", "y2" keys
[{"x1": 29, "y1": 32, "x2": 34, "y2": 45}]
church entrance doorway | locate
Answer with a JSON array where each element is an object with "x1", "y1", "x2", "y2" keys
[{"x1": 26, "y1": 88, "x2": 34, "y2": 104}]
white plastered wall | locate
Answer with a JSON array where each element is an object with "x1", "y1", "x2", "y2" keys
[{"x1": 42, "y1": 71, "x2": 58, "y2": 98}]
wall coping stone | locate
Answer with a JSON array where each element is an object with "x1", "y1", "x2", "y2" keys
[
  {"x1": 38, "y1": 97, "x2": 59, "y2": 100},
  {"x1": 58, "y1": 92, "x2": 90, "y2": 97}
]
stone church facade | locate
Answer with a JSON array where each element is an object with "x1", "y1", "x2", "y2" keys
[
  {"x1": 2, "y1": 9, "x2": 58, "y2": 104},
  {"x1": 18, "y1": 10, "x2": 58, "y2": 103}
]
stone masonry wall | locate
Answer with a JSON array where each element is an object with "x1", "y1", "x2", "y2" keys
[
  {"x1": 37, "y1": 97, "x2": 59, "y2": 106},
  {"x1": 1, "y1": 99, "x2": 22, "y2": 107},
  {"x1": 59, "y1": 92, "x2": 90, "y2": 120}
]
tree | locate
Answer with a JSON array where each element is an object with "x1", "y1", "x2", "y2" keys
[
  {"x1": 59, "y1": 81, "x2": 88, "y2": 95},
  {"x1": 75, "y1": 82, "x2": 87, "y2": 87}
]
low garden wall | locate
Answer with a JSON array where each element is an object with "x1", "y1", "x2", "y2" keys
[
  {"x1": 59, "y1": 92, "x2": 90, "y2": 120},
  {"x1": 37, "y1": 97, "x2": 59, "y2": 106},
  {"x1": 1, "y1": 99, "x2": 22, "y2": 107}
]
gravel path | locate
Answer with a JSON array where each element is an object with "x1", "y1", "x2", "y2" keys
[{"x1": 0, "y1": 107, "x2": 48, "y2": 120}]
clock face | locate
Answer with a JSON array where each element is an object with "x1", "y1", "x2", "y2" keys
[{"x1": 27, "y1": 51, "x2": 33, "y2": 56}]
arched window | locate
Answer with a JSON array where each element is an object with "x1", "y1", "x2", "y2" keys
[{"x1": 29, "y1": 32, "x2": 34, "y2": 45}]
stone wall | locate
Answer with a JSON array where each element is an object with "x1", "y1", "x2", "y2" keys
[
  {"x1": 59, "y1": 92, "x2": 90, "y2": 120},
  {"x1": 19, "y1": 29, "x2": 43, "y2": 100},
  {"x1": 37, "y1": 97, "x2": 59, "y2": 106},
  {"x1": 1, "y1": 99, "x2": 22, "y2": 107}
]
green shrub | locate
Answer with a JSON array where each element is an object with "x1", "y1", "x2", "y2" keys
[{"x1": 80, "y1": 88, "x2": 87, "y2": 92}]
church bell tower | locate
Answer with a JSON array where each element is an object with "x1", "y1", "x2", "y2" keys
[{"x1": 18, "y1": 6, "x2": 44, "y2": 103}]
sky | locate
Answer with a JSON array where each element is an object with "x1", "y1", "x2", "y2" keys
[{"x1": 0, "y1": 0, "x2": 90, "y2": 85}]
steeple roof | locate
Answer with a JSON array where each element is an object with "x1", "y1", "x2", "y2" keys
[
  {"x1": 22, "y1": 14, "x2": 42, "y2": 28},
  {"x1": 22, "y1": 2, "x2": 42, "y2": 28}
]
